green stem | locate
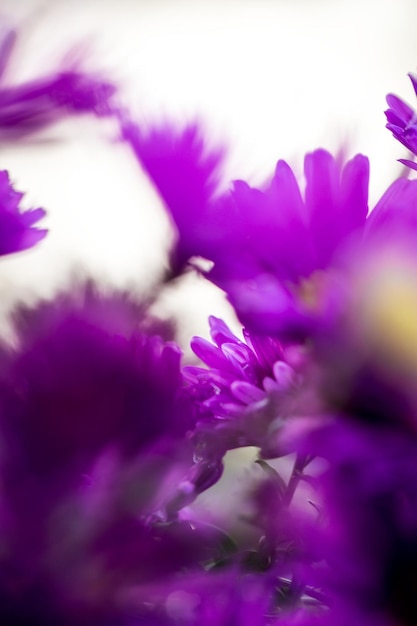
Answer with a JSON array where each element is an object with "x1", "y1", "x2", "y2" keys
[{"x1": 282, "y1": 453, "x2": 309, "y2": 507}]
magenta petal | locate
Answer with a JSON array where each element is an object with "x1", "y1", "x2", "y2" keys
[
  {"x1": 365, "y1": 177, "x2": 417, "y2": 242},
  {"x1": 305, "y1": 150, "x2": 338, "y2": 267},
  {"x1": 230, "y1": 380, "x2": 265, "y2": 404},
  {"x1": 0, "y1": 171, "x2": 47, "y2": 255},
  {"x1": 398, "y1": 158, "x2": 417, "y2": 171},
  {"x1": 120, "y1": 119, "x2": 226, "y2": 268},
  {"x1": 227, "y1": 274, "x2": 310, "y2": 336},
  {"x1": 304, "y1": 150, "x2": 369, "y2": 268},
  {"x1": 340, "y1": 154, "x2": 369, "y2": 232},
  {"x1": 409, "y1": 72, "x2": 417, "y2": 97},
  {"x1": 386, "y1": 79, "x2": 417, "y2": 162},
  {"x1": 268, "y1": 158, "x2": 316, "y2": 279},
  {"x1": 191, "y1": 336, "x2": 235, "y2": 373},
  {"x1": 208, "y1": 315, "x2": 241, "y2": 347},
  {"x1": 386, "y1": 93, "x2": 416, "y2": 124}
]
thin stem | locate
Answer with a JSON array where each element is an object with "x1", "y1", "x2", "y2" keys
[{"x1": 282, "y1": 453, "x2": 309, "y2": 507}]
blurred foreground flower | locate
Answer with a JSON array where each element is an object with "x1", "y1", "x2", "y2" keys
[{"x1": 0, "y1": 285, "x2": 229, "y2": 624}]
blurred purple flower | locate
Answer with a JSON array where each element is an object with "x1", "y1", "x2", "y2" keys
[
  {"x1": 0, "y1": 169, "x2": 46, "y2": 254},
  {"x1": 385, "y1": 73, "x2": 417, "y2": 170},
  {"x1": 0, "y1": 26, "x2": 116, "y2": 138},
  {"x1": 119, "y1": 118, "x2": 227, "y2": 272},
  {"x1": 0, "y1": 285, "x2": 193, "y2": 479},
  {"x1": 121, "y1": 119, "x2": 369, "y2": 332},
  {"x1": 121, "y1": 119, "x2": 368, "y2": 274},
  {"x1": 0, "y1": 450, "x2": 230, "y2": 625},
  {"x1": 211, "y1": 150, "x2": 368, "y2": 335},
  {"x1": 0, "y1": 285, "x2": 239, "y2": 625},
  {"x1": 122, "y1": 116, "x2": 417, "y2": 336},
  {"x1": 294, "y1": 419, "x2": 417, "y2": 626}
]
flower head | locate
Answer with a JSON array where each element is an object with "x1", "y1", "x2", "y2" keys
[
  {"x1": 121, "y1": 118, "x2": 374, "y2": 333},
  {"x1": 0, "y1": 284, "x2": 193, "y2": 479},
  {"x1": 0, "y1": 170, "x2": 46, "y2": 255},
  {"x1": 295, "y1": 419, "x2": 417, "y2": 626},
  {"x1": 0, "y1": 285, "x2": 225, "y2": 625},
  {"x1": 184, "y1": 316, "x2": 308, "y2": 459},
  {"x1": 385, "y1": 73, "x2": 417, "y2": 170},
  {"x1": 208, "y1": 149, "x2": 369, "y2": 334},
  {"x1": 120, "y1": 119, "x2": 226, "y2": 272}
]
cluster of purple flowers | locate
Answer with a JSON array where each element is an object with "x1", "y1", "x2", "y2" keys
[{"x1": 2, "y1": 21, "x2": 417, "y2": 626}]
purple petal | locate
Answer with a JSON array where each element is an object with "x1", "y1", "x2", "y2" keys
[
  {"x1": 386, "y1": 93, "x2": 417, "y2": 124},
  {"x1": 398, "y1": 158, "x2": 417, "y2": 171},
  {"x1": 230, "y1": 380, "x2": 266, "y2": 404},
  {"x1": 0, "y1": 171, "x2": 47, "y2": 255},
  {"x1": 305, "y1": 150, "x2": 369, "y2": 268},
  {"x1": 227, "y1": 273, "x2": 311, "y2": 336},
  {"x1": 208, "y1": 315, "x2": 241, "y2": 347},
  {"x1": 365, "y1": 177, "x2": 417, "y2": 242},
  {"x1": 408, "y1": 72, "x2": 417, "y2": 97},
  {"x1": 120, "y1": 119, "x2": 226, "y2": 268},
  {"x1": 191, "y1": 336, "x2": 235, "y2": 373},
  {"x1": 0, "y1": 70, "x2": 115, "y2": 136}
]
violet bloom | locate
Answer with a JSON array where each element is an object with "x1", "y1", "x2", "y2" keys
[
  {"x1": 385, "y1": 73, "x2": 417, "y2": 170},
  {"x1": 121, "y1": 120, "x2": 369, "y2": 282},
  {"x1": 0, "y1": 439, "x2": 229, "y2": 625},
  {"x1": 0, "y1": 169, "x2": 46, "y2": 254},
  {"x1": 184, "y1": 315, "x2": 303, "y2": 458},
  {"x1": 296, "y1": 419, "x2": 417, "y2": 626},
  {"x1": 0, "y1": 500, "x2": 223, "y2": 625},
  {"x1": 0, "y1": 285, "x2": 193, "y2": 479},
  {"x1": 0, "y1": 286, "x2": 235, "y2": 625},
  {"x1": 0, "y1": 27, "x2": 116, "y2": 137},
  {"x1": 120, "y1": 120, "x2": 363, "y2": 332},
  {"x1": 119, "y1": 119, "x2": 227, "y2": 272},
  {"x1": 208, "y1": 163, "x2": 417, "y2": 335},
  {"x1": 122, "y1": 118, "x2": 417, "y2": 334}
]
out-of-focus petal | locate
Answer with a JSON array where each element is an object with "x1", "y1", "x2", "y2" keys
[{"x1": 0, "y1": 170, "x2": 47, "y2": 255}]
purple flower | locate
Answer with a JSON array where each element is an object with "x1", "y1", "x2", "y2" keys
[
  {"x1": 210, "y1": 149, "x2": 369, "y2": 334},
  {"x1": 122, "y1": 119, "x2": 368, "y2": 273},
  {"x1": 0, "y1": 284, "x2": 193, "y2": 479},
  {"x1": 0, "y1": 285, "x2": 241, "y2": 625},
  {"x1": 121, "y1": 119, "x2": 373, "y2": 333},
  {"x1": 385, "y1": 73, "x2": 417, "y2": 170},
  {"x1": 0, "y1": 450, "x2": 231, "y2": 625},
  {"x1": 120, "y1": 119, "x2": 226, "y2": 272},
  {"x1": 0, "y1": 169, "x2": 46, "y2": 255},
  {"x1": 122, "y1": 116, "x2": 417, "y2": 336},
  {"x1": 0, "y1": 27, "x2": 116, "y2": 138},
  {"x1": 212, "y1": 155, "x2": 417, "y2": 336},
  {"x1": 298, "y1": 420, "x2": 417, "y2": 626},
  {"x1": 184, "y1": 315, "x2": 306, "y2": 458}
]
